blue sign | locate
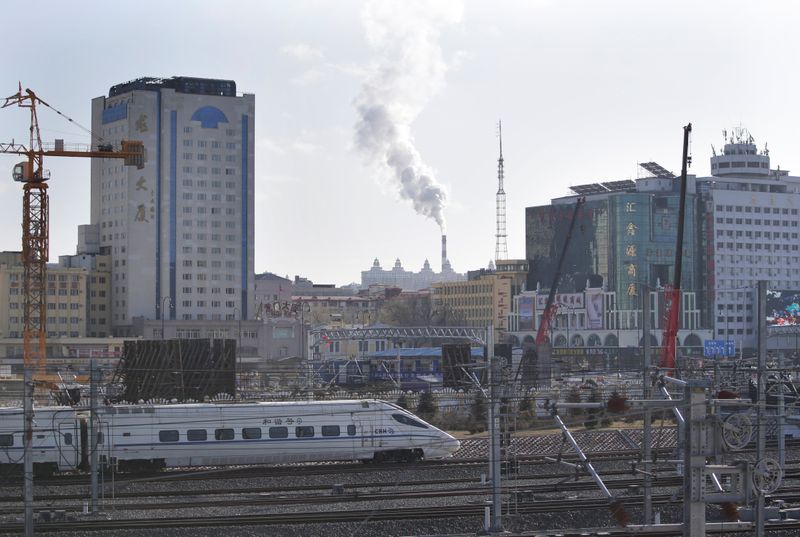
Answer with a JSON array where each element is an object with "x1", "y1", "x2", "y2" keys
[{"x1": 703, "y1": 339, "x2": 736, "y2": 357}]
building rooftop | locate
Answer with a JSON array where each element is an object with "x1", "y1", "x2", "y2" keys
[{"x1": 109, "y1": 76, "x2": 236, "y2": 98}]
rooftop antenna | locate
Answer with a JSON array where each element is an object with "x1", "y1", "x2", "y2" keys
[{"x1": 495, "y1": 120, "x2": 508, "y2": 261}]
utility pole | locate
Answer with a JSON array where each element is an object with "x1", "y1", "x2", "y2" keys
[
  {"x1": 90, "y1": 359, "x2": 98, "y2": 514},
  {"x1": 641, "y1": 286, "x2": 652, "y2": 525},
  {"x1": 487, "y1": 325, "x2": 503, "y2": 533},
  {"x1": 756, "y1": 280, "x2": 767, "y2": 537},
  {"x1": 23, "y1": 367, "x2": 33, "y2": 537},
  {"x1": 682, "y1": 378, "x2": 712, "y2": 537}
]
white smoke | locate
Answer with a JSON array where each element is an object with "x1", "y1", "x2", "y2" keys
[{"x1": 354, "y1": 0, "x2": 462, "y2": 232}]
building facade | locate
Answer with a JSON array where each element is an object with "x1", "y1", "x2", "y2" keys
[
  {"x1": 696, "y1": 128, "x2": 800, "y2": 350},
  {"x1": 0, "y1": 252, "x2": 110, "y2": 340},
  {"x1": 89, "y1": 76, "x2": 255, "y2": 334},
  {"x1": 526, "y1": 176, "x2": 700, "y2": 311},
  {"x1": 507, "y1": 287, "x2": 710, "y2": 371},
  {"x1": 431, "y1": 271, "x2": 513, "y2": 340}
]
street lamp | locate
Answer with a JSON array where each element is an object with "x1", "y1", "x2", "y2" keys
[{"x1": 158, "y1": 296, "x2": 173, "y2": 340}]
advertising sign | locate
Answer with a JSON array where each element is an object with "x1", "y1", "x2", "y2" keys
[
  {"x1": 536, "y1": 293, "x2": 584, "y2": 310},
  {"x1": 586, "y1": 291, "x2": 604, "y2": 329},
  {"x1": 519, "y1": 296, "x2": 535, "y2": 331},
  {"x1": 766, "y1": 290, "x2": 800, "y2": 326}
]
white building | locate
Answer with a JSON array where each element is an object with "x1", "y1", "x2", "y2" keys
[
  {"x1": 699, "y1": 127, "x2": 800, "y2": 350},
  {"x1": 88, "y1": 77, "x2": 255, "y2": 334},
  {"x1": 360, "y1": 258, "x2": 464, "y2": 291}
]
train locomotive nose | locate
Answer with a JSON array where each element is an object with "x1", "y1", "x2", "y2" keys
[{"x1": 439, "y1": 432, "x2": 461, "y2": 457}]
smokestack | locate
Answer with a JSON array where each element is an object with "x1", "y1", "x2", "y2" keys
[{"x1": 441, "y1": 234, "x2": 447, "y2": 272}]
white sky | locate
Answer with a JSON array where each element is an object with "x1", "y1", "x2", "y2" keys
[{"x1": 1, "y1": 0, "x2": 798, "y2": 286}]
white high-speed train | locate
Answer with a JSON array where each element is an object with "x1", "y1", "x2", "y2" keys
[{"x1": 0, "y1": 399, "x2": 460, "y2": 474}]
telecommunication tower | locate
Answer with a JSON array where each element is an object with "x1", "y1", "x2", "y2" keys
[{"x1": 495, "y1": 120, "x2": 507, "y2": 261}]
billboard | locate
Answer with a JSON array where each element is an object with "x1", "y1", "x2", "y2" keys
[
  {"x1": 766, "y1": 290, "x2": 800, "y2": 326},
  {"x1": 586, "y1": 291, "x2": 604, "y2": 329},
  {"x1": 536, "y1": 293, "x2": 584, "y2": 310},
  {"x1": 519, "y1": 296, "x2": 535, "y2": 331}
]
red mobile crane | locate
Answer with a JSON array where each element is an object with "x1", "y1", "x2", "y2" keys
[
  {"x1": 661, "y1": 123, "x2": 692, "y2": 371},
  {"x1": 516, "y1": 196, "x2": 585, "y2": 382},
  {"x1": 1, "y1": 85, "x2": 143, "y2": 374}
]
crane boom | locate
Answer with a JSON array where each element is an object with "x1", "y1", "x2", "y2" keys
[
  {"x1": 1, "y1": 86, "x2": 143, "y2": 374},
  {"x1": 535, "y1": 196, "x2": 586, "y2": 345},
  {"x1": 661, "y1": 123, "x2": 692, "y2": 372},
  {"x1": 515, "y1": 196, "x2": 585, "y2": 383}
]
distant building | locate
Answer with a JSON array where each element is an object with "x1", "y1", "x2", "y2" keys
[
  {"x1": 254, "y1": 272, "x2": 293, "y2": 318},
  {"x1": 431, "y1": 269, "x2": 514, "y2": 341},
  {"x1": 361, "y1": 258, "x2": 464, "y2": 291},
  {"x1": 0, "y1": 251, "x2": 107, "y2": 339},
  {"x1": 523, "y1": 126, "x2": 800, "y2": 354}
]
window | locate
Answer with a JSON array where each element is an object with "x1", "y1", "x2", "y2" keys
[
  {"x1": 321, "y1": 425, "x2": 341, "y2": 437},
  {"x1": 0, "y1": 434, "x2": 13, "y2": 447},
  {"x1": 159, "y1": 430, "x2": 179, "y2": 442},
  {"x1": 347, "y1": 424, "x2": 357, "y2": 436},
  {"x1": 391, "y1": 414, "x2": 428, "y2": 429},
  {"x1": 296, "y1": 426, "x2": 314, "y2": 438},
  {"x1": 215, "y1": 428, "x2": 234, "y2": 440},
  {"x1": 242, "y1": 428, "x2": 262, "y2": 440},
  {"x1": 269, "y1": 426, "x2": 289, "y2": 439},
  {"x1": 187, "y1": 429, "x2": 207, "y2": 441},
  {"x1": 63, "y1": 433, "x2": 72, "y2": 445}
]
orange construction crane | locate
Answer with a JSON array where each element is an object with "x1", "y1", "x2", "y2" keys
[{"x1": 0, "y1": 85, "x2": 143, "y2": 374}]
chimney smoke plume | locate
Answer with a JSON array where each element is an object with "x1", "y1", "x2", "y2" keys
[{"x1": 354, "y1": 0, "x2": 462, "y2": 231}]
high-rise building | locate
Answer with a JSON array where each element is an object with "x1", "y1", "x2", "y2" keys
[
  {"x1": 697, "y1": 127, "x2": 800, "y2": 350},
  {"x1": 526, "y1": 174, "x2": 700, "y2": 311},
  {"x1": 89, "y1": 77, "x2": 255, "y2": 334}
]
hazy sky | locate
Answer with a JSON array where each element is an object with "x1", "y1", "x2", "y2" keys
[{"x1": 1, "y1": 0, "x2": 798, "y2": 286}]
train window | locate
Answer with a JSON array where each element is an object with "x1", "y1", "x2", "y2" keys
[
  {"x1": 97, "y1": 432, "x2": 104, "y2": 444},
  {"x1": 131, "y1": 408, "x2": 143, "y2": 414},
  {"x1": 36, "y1": 434, "x2": 45, "y2": 439},
  {"x1": 122, "y1": 432, "x2": 131, "y2": 437},
  {"x1": 242, "y1": 428, "x2": 262, "y2": 440},
  {"x1": 269, "y1": 426, "x2": 288, "y2": 439},
  {"x1": 215, "y1": 428, "x2": 234, "y2": 441},
  {"x1": 187, "y1": 429, "x2": 207, "y2": 441},
  {"x1": 347, "y1": 425, "x2": 356, "y2": 436},
  {"x1": 63, "y1": 433, "x2": 72, "y2": 445},
  {"x1": 159, "y1": 430, "x2": 179, "y2": 442},
  {"x1": 321, "y1": 425, "x2": 340, "y2": 437},
  {"x1": 0, "y1": 434, "x2": 13, "y2": 447},
  {"x1": 295, "y1": 426, "x2": 314, "y2": 438},
  {"x1": 391, "y1": 414, "x2": 428, "y2": 429}
]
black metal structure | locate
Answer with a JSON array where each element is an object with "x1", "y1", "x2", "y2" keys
[
  {"x1": 442, "y1": 343, "x2": 472, "y2": 389},
  {"x1": 111, "y1": 339, "x2": 236, "y2": 403}
]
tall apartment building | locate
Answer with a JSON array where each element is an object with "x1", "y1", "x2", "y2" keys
[
  {"x1": 696, "y1": 128, "x2": 800, "y2": 350},
  {"x1": 89, "y1": 77, "x2": 255, "y2": 335}
]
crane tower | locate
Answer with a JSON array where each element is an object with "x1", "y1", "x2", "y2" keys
[{"x1": 1, "y1": 85, "x2": 143, "y2": 373}]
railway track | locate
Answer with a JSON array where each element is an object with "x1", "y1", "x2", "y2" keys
[
  {"x1": 1, "y1": 492, "x2": 799, "y2": 534},
  {"x1": 0, "y1": 446, "x2": 680, "y2": 487}
]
